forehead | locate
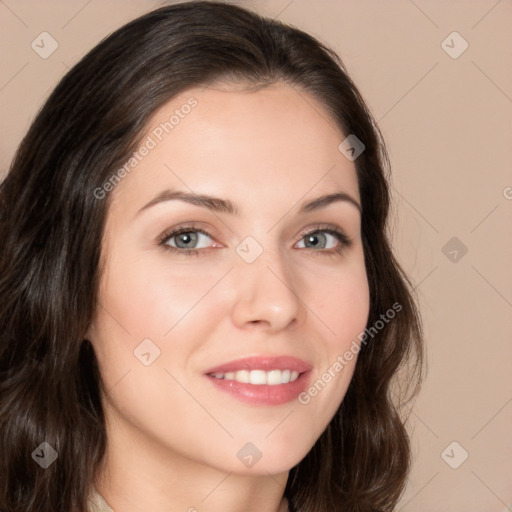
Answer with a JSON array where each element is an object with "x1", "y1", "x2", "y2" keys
[{"x1": 108, "y1": 81, "x2": 360, "y2": 216}]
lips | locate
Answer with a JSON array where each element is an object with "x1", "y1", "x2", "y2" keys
[
  {"x1": 204, "y1": 355, "x2": 313, "y2": 406},
  {"x1": 204, "y1": 355, "x2": 313, "y2": 375}
]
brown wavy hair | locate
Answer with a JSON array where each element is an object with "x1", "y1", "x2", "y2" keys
[{"x1": 0, "y1": 2, "x2": 425, "y2": 511}]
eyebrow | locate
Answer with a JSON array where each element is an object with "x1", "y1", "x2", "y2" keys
[{"x1": 136, "y1": 189, "x2": 361, "y2": 217}]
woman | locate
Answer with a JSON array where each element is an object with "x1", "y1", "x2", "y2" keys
[{"x1": 0, "y1": 2, "x2": 425, "y2": 511}]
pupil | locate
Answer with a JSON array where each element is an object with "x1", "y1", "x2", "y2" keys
[
  {"x1": 307, "y1": 233, "x2": 325, "y2": 248},
  {"x1": 178, "y1": 232, "x2": 197, "y2": 248}
]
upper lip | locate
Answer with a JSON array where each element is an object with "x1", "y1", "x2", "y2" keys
[{"x1": 205, "y1": 355, "x2": 313, "y2": 375}]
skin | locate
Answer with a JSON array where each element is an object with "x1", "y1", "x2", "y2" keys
[{"x1": 87, "y1": 81, "x2": 370, "y2": 512}]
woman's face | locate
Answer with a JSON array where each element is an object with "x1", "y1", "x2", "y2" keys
[{"x1": 88, "y1": 81, "x2": 370, "y2": 475}]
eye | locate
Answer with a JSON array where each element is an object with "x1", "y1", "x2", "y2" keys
[
  {"x1": 158, "y1": 225, "x2": 217, "y2": 256},
  {"x1": 157, "y1": 223, "x2": 352, "y2": 257},
  {"x1": 295, "y1": 225, "x2": 352, "y2": 255}
]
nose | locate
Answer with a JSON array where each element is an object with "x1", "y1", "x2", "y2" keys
[{"x1": 230, "y1": 246, "x2": 307, "y2": 333}]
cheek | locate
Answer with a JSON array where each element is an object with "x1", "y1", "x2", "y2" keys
[
  {"x1": 97, "y1": 249, "x2": 224, "y2": 341},
  {"x1": 306, "y1": 256, "x2": 370, "y2": 347},
  {"x1": 90, "y1": 247, "x2": 233, "y2": 394},
  {"x1": 297, "y1": 254, "x2": 369, "y2": 405}
]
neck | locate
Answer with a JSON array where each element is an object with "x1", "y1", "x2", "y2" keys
[{"x1": 93, "y1": 411, "x2": 290, "y2": 512}]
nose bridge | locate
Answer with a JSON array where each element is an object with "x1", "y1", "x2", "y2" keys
[{"x1": 230, "y1": 238, "x2": 305, "y2": 330}]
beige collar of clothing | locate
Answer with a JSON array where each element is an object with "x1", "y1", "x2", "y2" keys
[
  {"x1": 88, "y1": 487, "x2": 291, "y2": 511},
  {"x1": 88, "y1": 486, "x2": 115, "y2": 512}
]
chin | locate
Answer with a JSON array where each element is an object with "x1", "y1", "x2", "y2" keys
[{"x1": 230, "y1": 441, "x2": 312, "y2": 476}]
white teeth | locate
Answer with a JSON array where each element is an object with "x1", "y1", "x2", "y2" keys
[
  {"x1": 209, "y1": 369, "x2": 301, "y2": 385},
  {"x1": 234, "y1": 370, "x2": 250, "y2": 383},
  {"x1": 266, "y1": 370, "x2": 282, "y2": 385},
  {"x1": 249, "y1": 370, "x2": 267, "y2": 385}
]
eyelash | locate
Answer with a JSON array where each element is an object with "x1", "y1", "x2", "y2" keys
[{"x1": 157, "y1": 223, "x2": 353, "y2": 258}]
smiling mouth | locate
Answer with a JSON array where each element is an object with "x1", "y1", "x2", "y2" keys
[
  {"x1": 207, "y1": 369, "x2": 301, "y2": 385},
  {"x1": 203, "y1": 355, "x2": 313, "y2": 405},
  {"x1": 205, "y1": 368, "x2": 312, "y2": 406}
]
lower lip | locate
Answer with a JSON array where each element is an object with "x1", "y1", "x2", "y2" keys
[{"x1": 205, "y1": 371, "x2": 312, "y2": 406}]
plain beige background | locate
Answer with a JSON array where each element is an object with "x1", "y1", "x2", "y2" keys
[{"x1": 1, "y1": 1, "x2": 511, "y2": 510}]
